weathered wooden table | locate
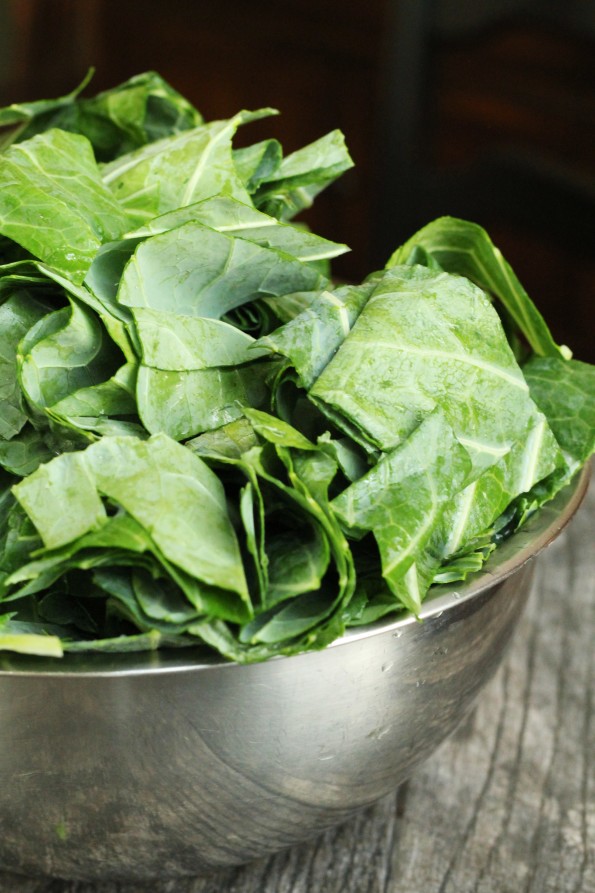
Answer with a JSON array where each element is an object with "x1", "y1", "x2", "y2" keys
[{"x1": 1, "y1": 478, "x2": 592, "y2": 893}]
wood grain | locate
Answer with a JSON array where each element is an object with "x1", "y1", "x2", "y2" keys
[{"x1": 1, "y1": 476, "x2": 592, "y2": 893}]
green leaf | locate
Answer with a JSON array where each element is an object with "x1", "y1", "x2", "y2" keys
[
  {"x1": 87, "y1": 435, "x2": 250, "y2": 601},
  {"x1": 522, "y1": 356, "x2": 595, "y2": 468},
  {"x1": 257, "y1": 282, "x2": 373, "y2": 389},
  {"x1": 309, "y1": 266, "x2": 557, "y2": 471},
  {"x1": 332, "y1": 410, "x2": 472, "y2": 613},
  {"x1": 0, "y1": 130, "x2": 129, "y2": 283},
  {"x1": 243, "y1": 408, "x2": 316, "y2": 451},
  {"x1": 254, "y1": 130, "x2": 354, "y2": 221},
  {"x1": 136, "y1": 362, "x2": 271, "y2": 441},
  {"x1": 8, "y1": 435, "x2": 251, "y2": 620},
  {"x1": 12, "y1": 450, "x2": 107, "y2": 550},
  {"x1": 188, "y1": 417, "x2": 260, "y2": 460},
  {"x1": 126, "y1": 195, "x2": 349, "y2": 263},
  {"x1": 101, "y1": 109, "x2": 276, "y2": 224},
  {"x1": 17, "y1": 297, "x2": 127, "y2": 441},
  {"x1": 0, "y1": 426, "x2": 54, "y2": 477},
  {"x1": 387, "y1": 216, "x2": 566, "y2": 359},
  {"x1": 117, "y1": 222, "x2": 326, "y2": 319},
  {"x1": 2, "y1": 70, "x2": 203, "y2": 162},
  {"x1": 0, "y1": 69, "x2": 93, "y2": 150},
  {"x1": 233, "y1": 139, "x2": 283, "y2": 191},
  {"x1": 132, "y1": 308, "x2": 265, "y2": 370},
  {"x1": 0, "y1": 290, "x2": 51, "y2": 438}
]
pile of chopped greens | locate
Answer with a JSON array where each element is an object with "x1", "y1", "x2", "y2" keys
[{"x1": 0, "y1": 71, "x2": 593, "y2": 661}]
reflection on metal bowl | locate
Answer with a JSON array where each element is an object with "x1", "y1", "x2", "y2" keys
[{"x1": 0, "y1": 467, "x2": 589, "y2": 881}]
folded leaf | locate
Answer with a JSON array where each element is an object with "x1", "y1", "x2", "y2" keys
[
  {"x1": 126, "y1": 195, "x2": 349, "y2": 263},
  {"x1": 387, "y1": 216, "x2": 566, "y2": 359},
  {"x1": 9, "y1": 435, "x2": 251, "y2": 620},
  {"x1": 332, "y1": 410, "x2": 472, "y2": 613},
  {"x1": 309, "y1": 266, "x2": 557, "y2": 472},
  {"x1": 0, "y1": 290, "x2": 51, "y2": 439},
  {"x1": 118, "y1": 222, "x2": 326, "y2": 318},
  {"x1": 254, "y1": 130, "x2": 354, "y2": 221}
]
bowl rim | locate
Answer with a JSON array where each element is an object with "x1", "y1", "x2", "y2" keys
[{"x1": 0, "y1": 465, "x2": 590, "y2": 678}]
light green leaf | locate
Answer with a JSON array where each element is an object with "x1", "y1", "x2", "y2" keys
[
  {"x1": 126, "y1": 195, "x2": 349, "y2": 263},
  {"x1": 101, "y1": 109, "x2": 276, "y2": 224},
  {"x1": 0, "y1": 290, "x2": 51, "y2": 438},
  {"x1": 0, "y1": 69, "x2": 93, "y2": 150},
  {"x1": 254, "y1": 130, "x2": 354, "y2": 221},
  {"x1": 12, "y1": 450, "x2": 107, "y2": 550},
  {"x1": 258, "y1": 282, "x2": 373, "y2": 389},
  {"x1": 332, "y1": 410, "x2": 472, "y2": 612},
  {"x1": 233, "y1": 139, "x2": 283, "y2": 191},
  {"x1": 117, "y1": 222, "x2": 326, "y2": 318},
  {"x1": 387, "y1": 216, "x2": 566, "y2": 358},
  {"x1": 0, "y1": 70, "x2": 203, "y2": 162},
  {"x1": 309, "y1": 266, "x2": 552, "y2": 464},
  {"x1": 136, "y1": 362, "x2": 270, "y2": 441},
  {"x1": 17, "y1": 298, "x2": 123, "y2": 433},
  {"x1": 0, "y1": 130, "x2": 128, "y2": 282},
  {"x1": 132, "y1": 307, "x2": 264, "y2": 370}
]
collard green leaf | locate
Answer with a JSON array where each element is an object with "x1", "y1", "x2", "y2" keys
[
  {"x1": 0, "y1": 426, "x2": 55, "y2": 477},
  {"x1": 0, "y1": 290, "x2": 52, "y2": 439},
  {"x1": 126, "y1": 195, "x2": 349, "y2": 263},
  {"x1": 188, "y1": 417, "x2": 260, "y2": 461},
  {"x1": 309, "y1": 266, "x2": 556, "y2": 467},
  {"x1": 386, "y1": 216, "x2": 565, "y2": 359},
  {"x1": 136, "y1": 362, "x2": 271, "y2": 441},
  {"x1": 117, "y1": 222, "x2": 326, "y2": 318},
  {"x1": 262, "y1": 520, "x2": 330, "y2": 608},
  {"x1": 188, "y1": 416, "x2": 355, "y2": 652},
  {"x1": 332, "y1": 410, "x2": 472, "y2": 613},
  {"x1": 522, "y1": 356, "x2": 595, "y2": 468},
  {"x1": 243, "y1": 408, "x2": 317, "y2": 451},
  {"x1": 60, "y1": 359, "x2": 136, "y2": 412},
  {"x1": 0, "y1": 69, "x2": 93, "y2": 150},
  {"x1": 239, "y1": 589, "x2": 338, "y2": 645},
  {"x1": 497, "y1": 356, "x2": 595, "y2": 530},
  {"x1": 12, "y1": 450, "x2": 107, "y2": 551},
  {"x1": 9, "y1": 435, "x2": 251, "y2": 620},
  {"x1": 101, "y1": 109, "x2": 276, "y2": 224},
  {"x1": 254, "y1": 130, "x2": 354, "y2": 221},
  {"x1": 131, "y1": 307, "x2": 273, "y2": 440},
  {"x1": 17, "y1": 297, "x2": 127, "y2": 441},
  {"x1": 132, "y1": 308, "x2": 266, "y2": 370},
  {"x1": 0, "y1": 70, "x2": 203, "y2": 162},
  {"x1": 233, "y1": 139, "x2": 283, "y2": 192},
  {"x1": 0, "y1": 130, "x2": 128, "y2": 283},
  {"x1": 258, "y1": 282, "x2": 374, "y2": 390},
  {"x1": 87, "y1": 435, "x2": 250, "y2": 602}
]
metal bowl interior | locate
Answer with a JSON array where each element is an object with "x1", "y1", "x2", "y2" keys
[{"x1": 0, "y1": 467, "x2": 589, "y2": 881}]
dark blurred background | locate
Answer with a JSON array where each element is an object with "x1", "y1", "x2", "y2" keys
[{"x1": 1, "y1": 0, "x2": 594, "y2": 360}]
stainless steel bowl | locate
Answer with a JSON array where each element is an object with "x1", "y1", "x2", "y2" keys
[{"x1": 0, "y1": 467, "x2": 589, "y2": 882}]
